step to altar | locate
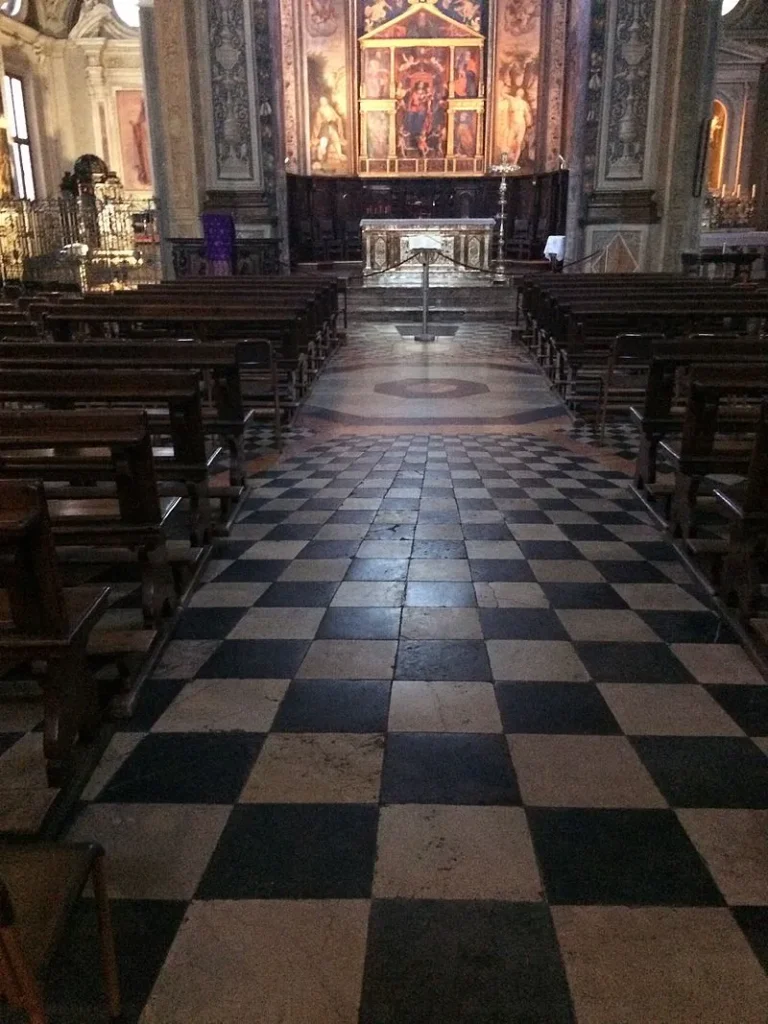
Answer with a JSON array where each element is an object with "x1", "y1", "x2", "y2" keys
[{"x1": 348, "y1": 283, "x2": 517, "y2": 323}]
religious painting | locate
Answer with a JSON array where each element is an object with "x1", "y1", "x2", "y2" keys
[
  {"x1": 366, "y1": 110, "x2": 391, "y2": 158},
  {"x1": 307, "y1": 52, "x2": 350, "y2": 174},
  {"x1": 359, "y1": 0, "x2": 486, "y2": 176},
  {"x1": 453, "y1": 110, "x2": 478, "y2": 156},
  {"x1": 707, "y1": 98, "x2": 727, "y2": 193},
  {"x1": 395, "y1": 48, "x2": 449, "y2": 159},
  {"x1": 363, "y1": 49, "x2": 392, "y2": 98},
  {"x1": 454, "y1": 47, "x2": 481, "y2": 97},
  {"x1": 115, "y1": 90, "x2": 152, "y2": 191},
  {"x1": 490, "y1": 0, "x2": 541, "y2": 169}
]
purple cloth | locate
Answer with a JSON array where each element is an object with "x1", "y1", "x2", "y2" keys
[{"x1": 202, "y1": 213, "x2": 235, "y2": 275}]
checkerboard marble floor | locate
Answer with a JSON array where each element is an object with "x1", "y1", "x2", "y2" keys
[{"x1": 35, "y1": 433, "x2": 768, "y2": 1023}]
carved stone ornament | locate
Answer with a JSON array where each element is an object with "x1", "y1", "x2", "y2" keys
[
  {"x1": 33, "y1": 0, "x2": 71, "y2": 36},
  {"x1": 207, "y1": 0, "x2": 255, "y2": 181},
  {"x1": 69, "y1": 0, "x2": 136, "y2": 38},
  {"x1": 605, "y1": 0, "x2": 655, "y2": 180}
]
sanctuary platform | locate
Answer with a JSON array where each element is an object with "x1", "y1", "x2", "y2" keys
[{"x1": 361, "y1": 218, "x2": 494, "y2": 287}]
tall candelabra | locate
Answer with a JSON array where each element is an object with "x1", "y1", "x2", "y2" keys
[{"x1": 488, "y1": 151, "x2": 520, "y2": 284}]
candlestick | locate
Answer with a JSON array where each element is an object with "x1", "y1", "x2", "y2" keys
[{"x1": 488, "y1": 150, "x2": 521, "y2": 285}]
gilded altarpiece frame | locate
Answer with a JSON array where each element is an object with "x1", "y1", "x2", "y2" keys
[{"x1": 358, "y1": 0, "x2": 486, "y2": 177}]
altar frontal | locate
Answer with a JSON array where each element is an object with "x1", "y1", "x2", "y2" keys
[{"x1": 361, "y1": 218, "x2": 494, "y2": 286}]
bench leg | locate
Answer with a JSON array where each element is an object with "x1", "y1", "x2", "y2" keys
[
  {"x1": 0, "y1": 926, "x2": 48, "y2": 1023},
  {"x1": 187, "y1": 483, "x2": 214, "y2": 547},
  {"x1": 43, "y1": 637, "x2": 97, "y2": 787},
  {"x1": 91, "y1": 854, "x2": 122, "y2": 1020},
  {"x1": 720, "y1": 524, "x2": 766, "y2": 618},
  {"x1": 139, "y1": 542, "x2": 177, "y2": 627},
  {"x1": 670, "y1": 473, "x2": 700, "y2": 539},
  {"x1": 227, "y1": 433, "x2": 246, "y2": 488},
  {"x1": 634, "y1": 434, "x2": 659, "y2": 491}
]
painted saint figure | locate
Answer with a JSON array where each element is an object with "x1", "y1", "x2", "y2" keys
[
  {"x1": 311, "y1": 96, "x2": 347, "y2": 170},
  {"x1": 498, "y1": 85, "x2": 532, "y2": 166}
]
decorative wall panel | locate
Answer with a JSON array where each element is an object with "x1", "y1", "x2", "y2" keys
[
  {"x1": 489, "y1": 0, "x2": 542, "y2": 169},
  {"x1": 203, "y1": 0, "x2": 261, "y2": 185},
  {"x1": 603, "y1": 0, "x2": 656, "y2": 181},
  {"x1": 304, "y1": 0, "x2": 353, "y2": 174}
]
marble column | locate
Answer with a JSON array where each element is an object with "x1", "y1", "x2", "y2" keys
[{"x1": 567, "y1": 0, "x2": 722, "y2": 271}]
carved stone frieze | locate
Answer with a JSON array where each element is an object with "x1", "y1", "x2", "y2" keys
[
  {"x1": 544, "y1": 0, "x2": 567, "y2": 169},
  {"x1": 582, "y1": 0, "x2": 606, "y2": 195},
  {"x1": 205, "y1": 0, "x2": 255, "y2": 182},
  {"x1": 604, "y1": 0, "x2": 656, "y2": 181},
  {"x1": 277, "y1": 0, "x2": 298, "y2": 172},
  {"x1": 251, "y1": 0, "x2": 278, "y2": 201}
]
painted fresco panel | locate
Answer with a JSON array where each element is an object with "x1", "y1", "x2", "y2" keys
[
  {"x1": 366, "y1": 110, "x2": 392, "y2": 158},
  {"x1": 491, "y1": 0, "x2": 541, "y2": 169},
  {"x1": 116, "y1": 90, "x2": 152, "y2": 192},
  {"x1": 306, "y1": 0, "x2": 352, "y2": 174},
  {"x1": 453, "y1": 110, "x2": 479, "y2": 156},
  {"x1": 395, "y1": 47, "x2": 450, "y2": 159},
  {"x1": 361, "y1": 0, "x2": 482, "y2": 35}
]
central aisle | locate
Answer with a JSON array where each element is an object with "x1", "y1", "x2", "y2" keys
[{"x1": 59, "y1": 422, "x2": 768, "y2": 1023}]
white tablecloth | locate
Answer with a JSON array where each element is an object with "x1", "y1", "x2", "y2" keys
[{"x1": 544, "y1": 235, "x2": 566, "y2": 261}]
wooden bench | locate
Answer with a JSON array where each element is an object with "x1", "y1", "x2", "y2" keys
[
  {"x1": 0, "y1": 409, "x2": 182, "y2": 626},
  {"x1": 0, "y1": 367, "x2": 226, "y2": 544},
  {"x1": 713, "y1": 400, "x2": 768, "y2": 617},
  {"x1": 0, "y1": 480, "x2": 110, "y2": 785},
  {"x1": 658, "y1": 364, "x2": 768, "y2": 539},
  {"x1": 629, "y1": 336, "x2": 768, "y2": 491},
  {"x1": 0, "y1": 339, "x2": 280, "y2": 478}
]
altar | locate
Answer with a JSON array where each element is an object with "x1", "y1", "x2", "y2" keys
[{"x1": 361, "y1": 218, "x2": 495, "y2": 287}]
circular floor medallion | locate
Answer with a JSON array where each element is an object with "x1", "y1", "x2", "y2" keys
[{"x1": 373, "y1": 378, "x2": 490, "y2": 400}]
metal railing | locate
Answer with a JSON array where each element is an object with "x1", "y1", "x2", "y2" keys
[{"x1": 0, "y1": 194, "x2": 161, "y2": 290}]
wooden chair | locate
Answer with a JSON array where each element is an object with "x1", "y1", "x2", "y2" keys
[{"x1": 0, "y1": 841, "x2": 120, "y2": 1023}]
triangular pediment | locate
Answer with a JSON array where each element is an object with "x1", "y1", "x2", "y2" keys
[{"x1": 362, "y1": 2, "x2": 483, "y2": 42}]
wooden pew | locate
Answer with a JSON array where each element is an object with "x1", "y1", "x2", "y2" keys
[
  {"x1": 713, "y1": 400, "x2": 768, "y2": 618},
  {"x1": 0, "y1": 339, "x2": 280, "y2": 478},
  {"x1": 0, "y1": 480, "x2": 110, "y2": 785},
  {"x1": 0, "y1": 368, "x2": 221, "y2": 544},
  {"x1": 0, "y1": 409, "x2": 181, "y2": 626},
  {"x1": 658, "y1": 364, "x2": 768, "y2": 539},
  {"x1": 629, "y1": 336, "x2": 768, "y2": 491}
]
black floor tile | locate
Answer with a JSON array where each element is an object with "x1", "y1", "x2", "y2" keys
[
  {"x1": 630, "y1": 541, "x2": 679, "y2": 561},
  {"x1": 496, "y1": 683, "x2": 621, "y2": 734},
  {"x1": 329, "y1": 510, "x2": 377, "y2": 523},
  {"x1": 196, "y1": 639, "x2": 310, "y2": 678},
  {"x1": 297, "y1": 540, "x2": 361, "y2": 559},
  {"x1": 593, "y1": 561, "x2": 668, "y2": 583},
  {"x1": 239, "y1": 510, "x2": 287, "y2": 524},
  {"x1": 733, "y1": 907, "x2": 768, "y2": 974},
  {"x1": 0, "y1": 731, "x2": 25, "y2": 756},
  {"x1": 95, "y1": 732, "x2": 263, "y2": 803},
  {"x1": 196, "y1": 804, "x2": 378, "y2": 899},
  {"x1": 557, "y1": 524, "x2": 617, "y2": 541},
  {"x1": 502, "y1": 511, "x2": 552, "y2": 524},
  {"x1": 44, "y1": 899, "x2": 186, "y2": 1024},
  {"x1": 631, "y1": 736, "x2": 768, "y2": 808},
  {"x1": 469, "y1": 560, "x2": 536, "y2": 582},
  {"x1": 517, "y1": 541, "x2": 584, "y2": 561},
  {"x1": 215, "y1": 560, "x2": 291, "y2": 583},
  {"x1": 255, "y1": 582, "x2": 340, "y2": 606},
  {"x1": 576, "y1": 642, "x2": 696, "y2": 684},
  {"x1": 317, "y1": 607, "x2": 402, "y2": 639},
  {"x1": 119, "y1": 680, "x2": 187, "y2": 732},
  {"x1": 541, "y1": 583, "x2": 629, "y2": 609},
  {"x1": 405, "y1": 582, "x2": 477, "y2": 607},
  {"x1": 263, "y1": 523, "x2": 321, "y2": 541},
  {"x1": 412, "y1": 540, "x2": 468, "y2": 559},
  {"x1": 346, "y1": 559, "x2": 410, "y2": 581},
  {"x1": 359, "y1": 900, "x2": 574, "y2": 1024},
  {"x1": 396, "y1": 640, "x2": 491, "y2": 680},
  {"x1": 459, "y1": 524, "x2": 510, "y2": 541},
  {"x1": 171, "y1": 608, "x2": 246, "y2": 640},
  {"x1": 381, "y1": 733, "x2": 519, "y2": 804},
  {"x1": 528, "y1": 808, "x2": 724, "y2": 906},
  {"x1": 209, "y1": 540, "x2": 255, "y2": 559},
  {"x1": 639, "y1": 611, "x2": 736, "y2": 644},
  {"x1": 272, "y1": 679, "x2": 390, "y2": 732},
  {"x1": 480, "y1": 608, "x2": 570, "y2": 641},
  {"x1": 706, "y1": 685, "x2": 768, "y2": 735}
]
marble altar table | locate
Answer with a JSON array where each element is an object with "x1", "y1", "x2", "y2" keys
[{"x1": 361, "y1": 218, "x2": 494, "y2": 287}]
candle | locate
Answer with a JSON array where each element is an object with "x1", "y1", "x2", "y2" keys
[
  {"x1": 721, "y1": 183, "x2": 726, "y2": 198},
  {"x1": 736, "y1": 183, "x2": 742, "y2": 198},
  {"x1": 752, "y1": 184, "x2": 757, "y2": 200}
]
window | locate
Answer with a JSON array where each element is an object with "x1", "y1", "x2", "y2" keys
[
  {"x1": 722, "y1": 0, "x2": 743, "y2": 14},
  {"x1": 0, "y1": 0, "x2": 23, "y2": 17},
  {"x1": 112, "y1": 0, "x2": 140, "y2": 28},
  {"x1": 3, "y1": 75, "x2": 35, "y2": 200}
]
